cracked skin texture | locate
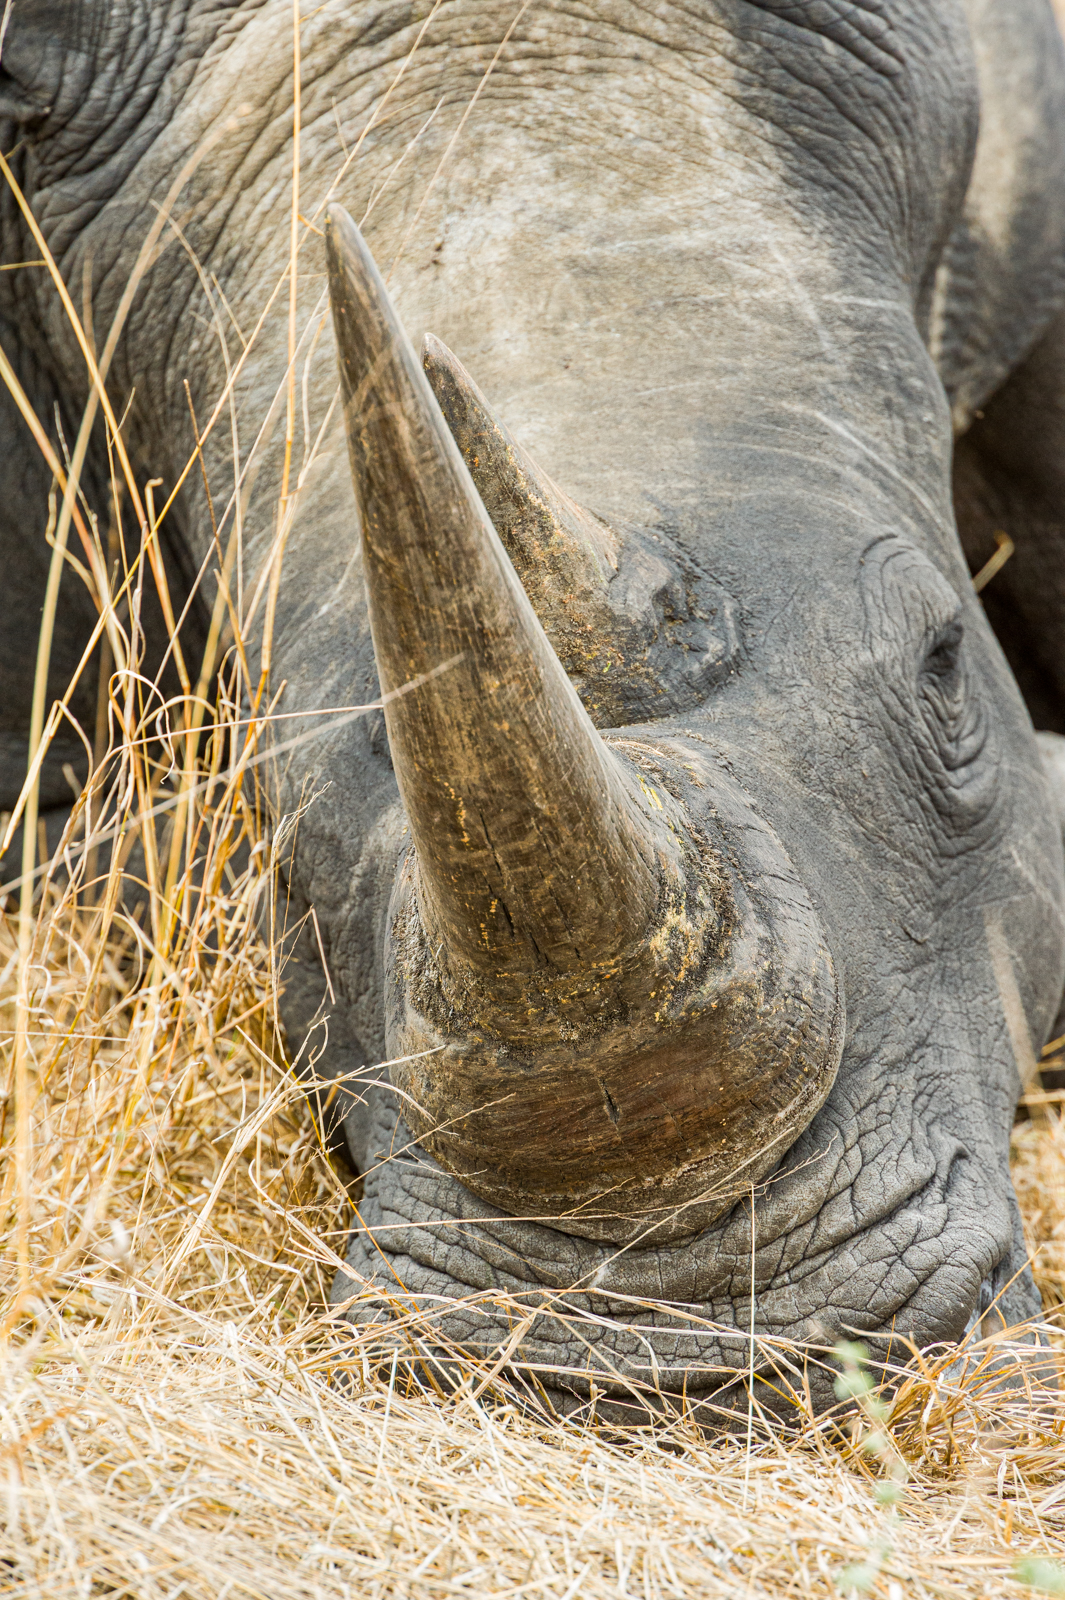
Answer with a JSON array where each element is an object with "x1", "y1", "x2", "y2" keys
[{"x1": 2, "y1": 0, "x2": 1065, "y2": 1412}]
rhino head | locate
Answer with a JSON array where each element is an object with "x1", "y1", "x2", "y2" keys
[
  {"x1": 3, "y1": 0, "x2": 1065, "y2": 1419},
  {"x1": 322, "y1": 200, "x2": 1065, "y2": 1415}
]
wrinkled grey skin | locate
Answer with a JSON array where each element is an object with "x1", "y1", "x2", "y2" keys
[{"x1": 4, "y1": 0, "x2": 1065, "y2": 1417}]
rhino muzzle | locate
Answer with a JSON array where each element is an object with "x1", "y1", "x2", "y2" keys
[{"x1": 325, "y1": 206, "x2": 845, "y2": 1245}]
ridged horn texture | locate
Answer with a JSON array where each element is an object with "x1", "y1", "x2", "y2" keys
[
  {"x1": 326, "y1": 205, "x2": 844, "y2": 1245},
  {"x1": 325, "y1": 205, "x2": 672, "y2": 981}
]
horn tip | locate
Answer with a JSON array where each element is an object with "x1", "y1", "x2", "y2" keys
[
  {"x1": 422, "y1": 331, "x2": 465, "y2": 385},
  {"x1": 324, "y1": 203, "x2": 374, "y2": 289},
  {"x1": 324, "y1": 200, "x2": 353, "y2": 235}
]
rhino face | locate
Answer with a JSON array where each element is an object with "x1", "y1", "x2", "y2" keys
[
  {"x1": 325, "y1": 210, "x2": 1065, "y2": 1413},
  {"x1": 4, "y1": 0, "x2": 1065, "y2": 1417}
]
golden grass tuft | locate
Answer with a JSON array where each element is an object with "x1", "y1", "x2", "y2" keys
[{"x1": 1, "y1": 872, "x2": 1065, "y2": 1600}]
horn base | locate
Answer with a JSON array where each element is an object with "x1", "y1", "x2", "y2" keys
[{"x1": 385, "y1": 742, "x2": 844, "y2": 1245}]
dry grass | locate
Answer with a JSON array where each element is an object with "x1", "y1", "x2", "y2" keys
[
  {"x1": 4, "y1": 17, "x2": 1065, "y2": 1596},
  {"x1": 2, "y1": 876, "x2": 1065, "y2": 1600}
]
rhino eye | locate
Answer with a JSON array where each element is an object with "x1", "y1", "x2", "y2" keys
[
  {"x1": 921, "y1": 618, "x2": 964, "y2": 697},
  {"x1": 918, "y1": 614, "x2": 990, "y2": 786}
]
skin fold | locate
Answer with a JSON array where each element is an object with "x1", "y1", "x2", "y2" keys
[{"x1": 3, "y1": 0, "x2": 1065, "y2": 1416}]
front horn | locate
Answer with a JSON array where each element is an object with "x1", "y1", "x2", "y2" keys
[
  {"x1": 325, "y1": 208, "x2": 670, "y2": 984},
  {"x1": 325, "y1": 206, "x2": 844, "y2": 1244}
]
